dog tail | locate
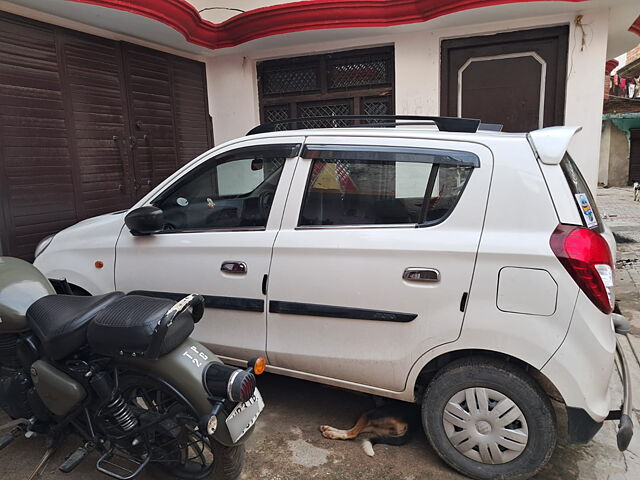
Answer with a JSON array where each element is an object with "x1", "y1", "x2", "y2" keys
[{"x1": 361, "y1": 439, "x2": 375, "y2": 457}]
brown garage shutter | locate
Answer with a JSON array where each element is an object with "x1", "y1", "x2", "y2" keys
[
  {"x1": 170, "y1": 56, "x2": 213, "y2": 167},
  {"x1": 0, "y1": 12, "x2": 212, "y2": 261},
  {"x1": 58, "y1": 31, "x2": 134, "y2": 217},
  {"x1": 123, "y1": 44, "x2": 178, "y2": 200},
  {"x1": 0, "y1": 16, "x2": 77, "y2": 260}
]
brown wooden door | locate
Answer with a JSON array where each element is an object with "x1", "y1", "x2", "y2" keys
[
  {"x1": 170, "y1": 56, "x2": 213, "y2": 167},
  {"x1": 0, "y1": 15, "x2": 78, "y2": 260},
  {"x1": 629, "y1": 129, "x2": 640, "y2": 185},
  {"x1": 58, "y1": 31, "x2": 135, "y2": 216},
  {"x1": 122, "y1": 44, "x2": 177, "y2": 200},
  {"x1": 441, "y1": 26, "x2": 568, "y2": 132},
  {"x1": 0, "y1": 12, "x2": 212, "y2": 260}
]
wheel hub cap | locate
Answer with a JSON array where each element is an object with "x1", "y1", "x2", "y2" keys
[
  {"x1": 476, "y1": 420, "x2": 492, "y2": 435},
  {"x1": 442, "y1": 387, "x2": 529, "y2": 465}
]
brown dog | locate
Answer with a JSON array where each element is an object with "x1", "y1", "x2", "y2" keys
[{"x1": 319, "y1": 403, "x2": 414, "y2": 456}]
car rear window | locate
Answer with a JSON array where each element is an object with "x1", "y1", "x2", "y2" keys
[
  {"x1": 560, "y1": 154, "x2": 603, "y2": 232},
  {"x1": 298, "y1": 145, "x2": 478, "y2": 227}
]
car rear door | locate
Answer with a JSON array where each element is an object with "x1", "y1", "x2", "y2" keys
[
  {"x1": 114, "y1": 137, "x2": 303, "y2": 362},
  {"x1": 266, "y1": 135, "x2": 493, "y2": 392}
]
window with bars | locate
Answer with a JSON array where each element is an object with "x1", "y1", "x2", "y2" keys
[{"x1": 257, "y1": 47, "x2": 394, "y2": 129}]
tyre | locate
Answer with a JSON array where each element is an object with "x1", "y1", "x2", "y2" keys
[
  {"x1": 117, "y1": 374, "x2": 246, "y2": 480},
  {"x1": 422, "y1": 357, "x2": 556, "y2": 480}
]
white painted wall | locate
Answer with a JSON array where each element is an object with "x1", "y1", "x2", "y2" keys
[
  {"x1": 205, "y1": 8, "x2": 611, "y2": 188},
  {"x1": 562, "y1": 8, "x2": 609, "y2": 189}
]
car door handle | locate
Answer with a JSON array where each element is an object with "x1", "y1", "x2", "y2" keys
[
  {"x1": 221, "y1": 261, "x2": 247, "y2": 274},
  {"x1": 403, "y1": 268, "x2": 440, "y2": 283}
]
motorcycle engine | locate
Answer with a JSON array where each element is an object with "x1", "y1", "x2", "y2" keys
[{"x1": 0, "y1": 334, "x2": 34, "y2": 419}]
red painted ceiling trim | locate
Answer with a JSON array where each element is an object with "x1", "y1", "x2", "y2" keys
[
  {"x1": 605, "y1": 59, "x2": 619, "y2": 75},
  {"x1": 629, "y1": 15, "x2": 640, "y2": 37},
  {"x1": 68, "y1": 0, "x2": 589, "y2": 50}
]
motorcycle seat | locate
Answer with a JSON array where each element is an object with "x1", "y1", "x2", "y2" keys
[
  {"x1": 88, "y1": 295, "x2": 194, "y2": 358},
  {"x1": 27, "y1": 292, "x2": 125, "y2": 360}
]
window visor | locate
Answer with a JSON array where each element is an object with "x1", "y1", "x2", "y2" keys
[{"x1": 302, "y1": 145, "x2": 480, "y2": 167}]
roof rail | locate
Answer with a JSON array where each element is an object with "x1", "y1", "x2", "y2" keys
[
  {"x1": 478, "y1": 123, "x2": 503, "y2": 132},
  {"x1": 246, "y1": 115, "x2": 481, "y2": 135}
]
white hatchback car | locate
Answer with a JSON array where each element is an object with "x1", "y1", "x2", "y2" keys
[{"x1": 34, "y1": 116, "x2": 633, "y2": 480}]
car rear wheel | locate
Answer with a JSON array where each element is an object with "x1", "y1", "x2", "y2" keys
[{"x1": 422, "y1": 357, "x2": 556, "y2": 480}]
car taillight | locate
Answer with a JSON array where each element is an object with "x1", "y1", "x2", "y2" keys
[{"x1": 550, "y1": 224, "x2": 614, "y2": 314}]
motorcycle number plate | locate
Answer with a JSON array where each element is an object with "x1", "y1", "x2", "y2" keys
[{"x1": 225, "y1": 389, "x2": 265, "y2": 443}]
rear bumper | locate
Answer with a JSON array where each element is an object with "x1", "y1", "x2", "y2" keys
[{"x1": 566, "y1": 338, "x2": 633, "y2": 450}]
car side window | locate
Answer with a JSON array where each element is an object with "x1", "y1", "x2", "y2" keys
[
  {"x1": 153, "y1": 144, "x2": 300, "y2": 231},
  {"x1": 298, "y1": 145, "x2": 478, "y2": 227}
]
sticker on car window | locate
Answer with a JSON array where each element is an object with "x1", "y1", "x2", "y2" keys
[{"x1": 575, "y1": 193, "x2": 598, "y2": 229}]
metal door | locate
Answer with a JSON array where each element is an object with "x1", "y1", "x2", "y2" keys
[
  {"x1": 266, "y1": 136, "x2": 493, "y2": 392},
  {"x1": 441, "y1": 26, "x2": 569, "y2": 132},
  {"x1": 115, "y1": 138, "x2": 303, "y2": 363}
]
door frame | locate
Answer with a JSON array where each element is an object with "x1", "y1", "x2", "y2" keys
[{"x1": 440, "y1": 25, "x2": 569, "y2": 128}]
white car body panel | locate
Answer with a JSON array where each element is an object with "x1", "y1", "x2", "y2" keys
[
  {"x1": 114, "y1": 136, "x2": 305, "y2": 361},
  {"x1": 267, "y1": 136, "x2": 493, "y2": 392},
  {"x1": 34, "y1": 211, "x2": 124, "y2": 294},
  {"x1": 541, "y1": 292, "x2": 616, "y2": 421}
]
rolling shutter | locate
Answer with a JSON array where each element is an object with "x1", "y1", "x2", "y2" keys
[
  {"x1": 122, "y1": 44, "x2": 178, "y2": 200},
  {"x1": 0, "y1": 15, "x2": 77, "y2": 260},
  {"x1": 170, "y1": 56, "x2": 213, "y2": 167},
  {"x1": 58, "y1": 31, "x2": 133, "y2": 217},
  {"x1": 0, "y1": 12, "x2": 212, "y2": 260}
]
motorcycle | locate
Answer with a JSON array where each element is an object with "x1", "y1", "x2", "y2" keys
[{"x1": 0, "y1": 256, "x2": 265, "y2": 480}]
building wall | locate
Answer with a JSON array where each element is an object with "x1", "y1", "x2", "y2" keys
[
  {"x1": 627, "y1": 44, "x2": 640, "y2": 64},
  {"x1": 607, "y1": 121, "x2": 631, "y2": 186},
  {"x1": 599, "y1": 119, "x2": 630, "y2": 187},
  {"x1": 599, "y1": 120, "x2": 612, "y2": 185},
  {"x1": 600, "y1": 117, "x2": 640, "y2": 186},
  {"x1": 206, "y1": 9, "x2": 610, "y2": 188}
]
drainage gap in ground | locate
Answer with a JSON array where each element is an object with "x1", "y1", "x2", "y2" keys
[{"x1": 613, "y1": 232, "x2": 637, "y2": 244}]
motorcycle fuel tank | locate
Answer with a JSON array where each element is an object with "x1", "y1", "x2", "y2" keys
[
  {"x1": 0, "y1": 257, "x2": 55, "y2": 333},
  {"x1": 31, "y1": 360, "x2": 86, "y2": 416}
]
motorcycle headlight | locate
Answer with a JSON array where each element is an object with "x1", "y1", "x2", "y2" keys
[
  {"x1": 203, "y1": 363, "x2": 256, "y2": 403},
  {"x1": 34, "y1": 234, "x2": 55, "y2": 259}
]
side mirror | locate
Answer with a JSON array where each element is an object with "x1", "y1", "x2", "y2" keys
[
  {"x1": 251, "y1": 158, "x2": 264, "y2": 171},
  {"x1": 125, "y1": 206, "x2": 165, "y2": 235}
]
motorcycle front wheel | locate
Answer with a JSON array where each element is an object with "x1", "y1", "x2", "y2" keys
[{"x1": 117, "y1": 374, "x2": 246, "y2": 480}]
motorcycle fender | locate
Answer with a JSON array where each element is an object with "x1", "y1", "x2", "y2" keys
[{"x1": 117, "y1": 337, "x2": 254, "y2": 447}]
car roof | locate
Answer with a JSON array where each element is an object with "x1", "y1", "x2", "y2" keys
[
  {"x1": 215, "y1": 125, "x2": 581, "y2": 166},
  {"x1": 242, "y1": 127, "x2": 528, "y2": 143}
]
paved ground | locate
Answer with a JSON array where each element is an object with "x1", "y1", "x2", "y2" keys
[{"x1": 2, "y1": 187, "x2": 640, "y2": 480}]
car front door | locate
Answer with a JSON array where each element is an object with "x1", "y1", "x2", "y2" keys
[
  {"x1": 115, "y1": 137, "x2": 303, "y2": 362},
  {"x1": 266, "y1": 136, "x2": 493, "y2": 392}
]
